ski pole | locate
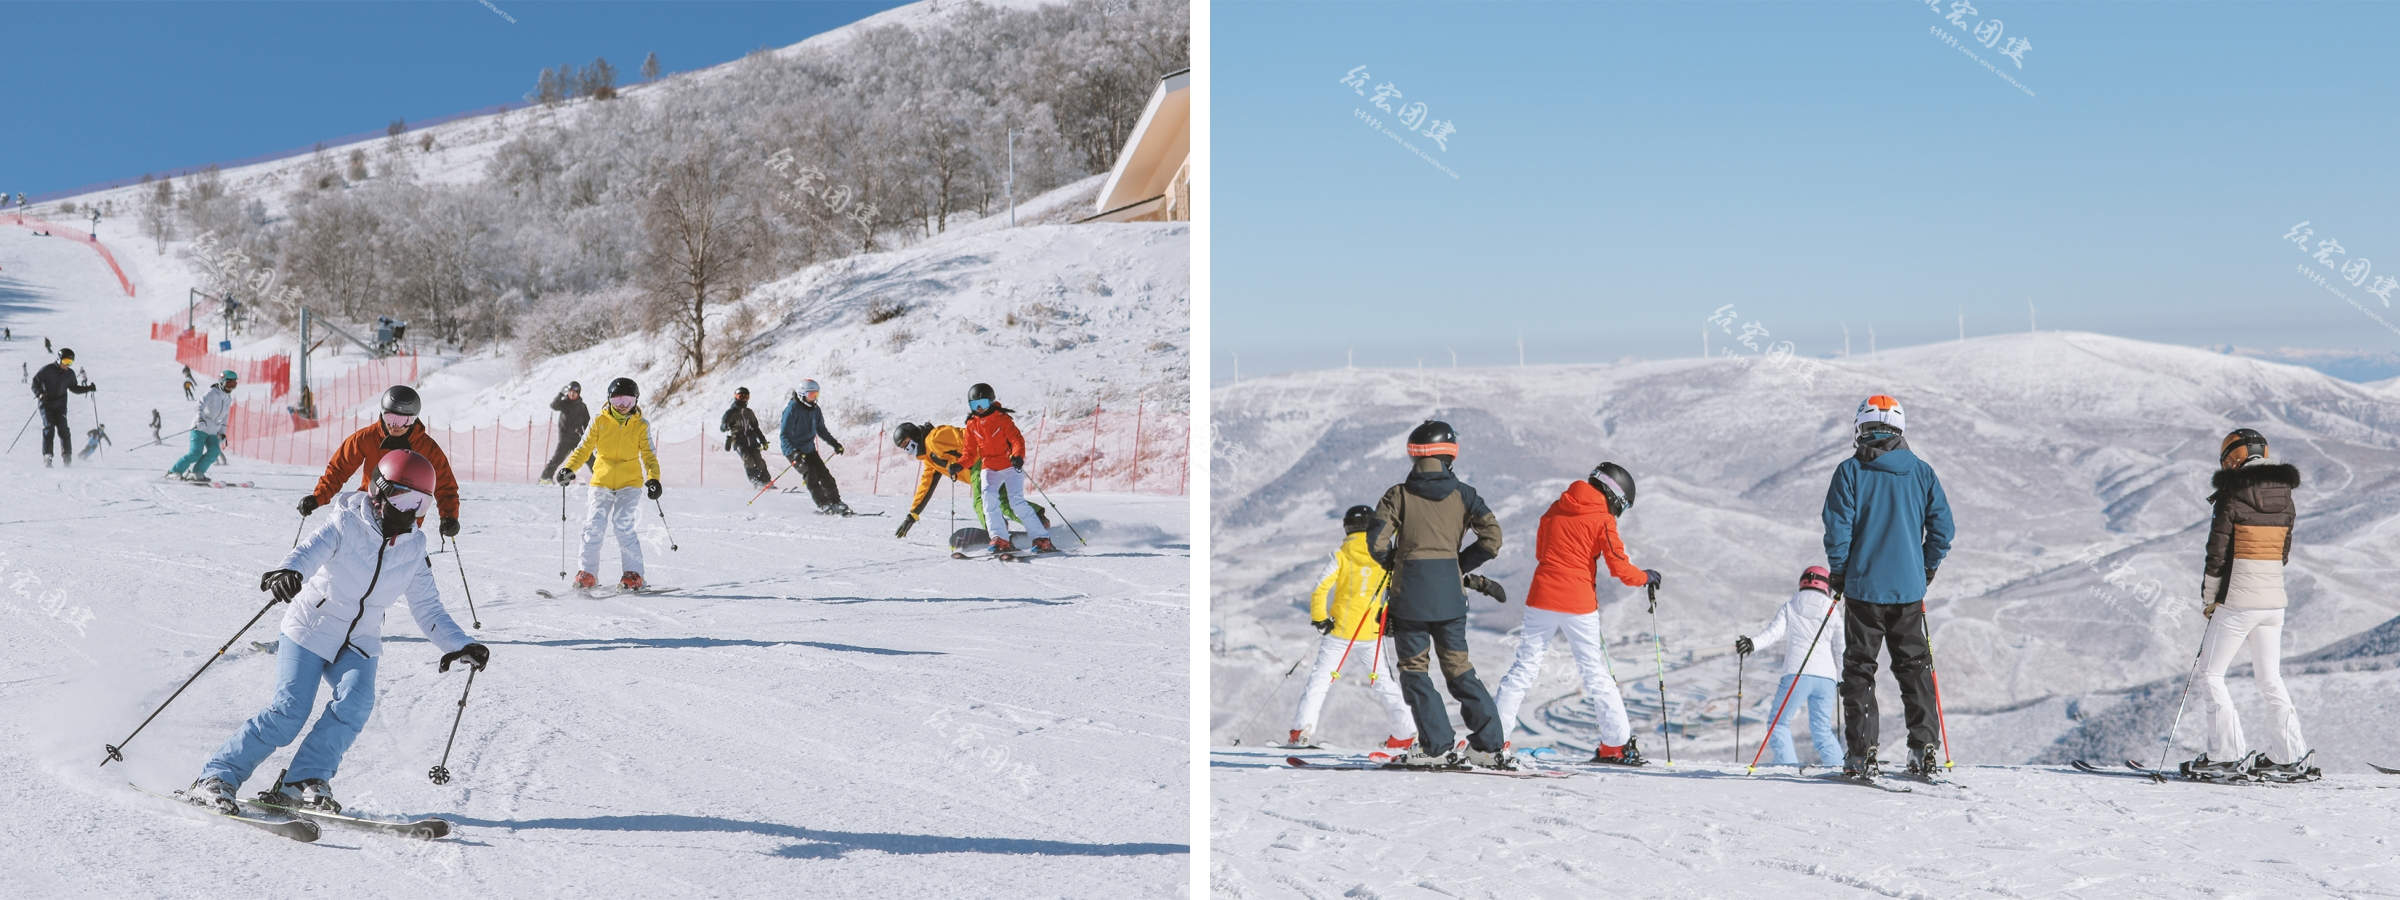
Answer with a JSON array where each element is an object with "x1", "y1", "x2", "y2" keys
[
  {"x1": 1749, "y1": 592, "x2": 1842, "y2": 773},
  {"x1": 1029, "y1": 478, "x2": 1086, "y2": 545},
  {"x1": 1921, "y1": 602, "x2": 1954, "y2": 770},
  {"x1": 2149, "y1": 623, "x2": 2211, "y2": 781},
  {"x1": 135, "y1": 427, "x2": 192, "y2": 450},
  {"x1": 448, "y1": 537, "x2": 482, "y2": 629},
  {"x1": 747, "y1": 460, "x2": 797, "y2": 506},
  {"x1": 653, "y1": 497, "x2": 679, "y2": 551},
  {"x1": 1367, "y1": 584, "x2": 1391, "y2": 685},
  {"x1": 101, "y1": 596, "x2": 283, "y2": 767},
  {"x1": 292, "y1": 510, "x2": 308, "y2": 548},
  {"x1": 1327, "y1": 570, "x2": 1391, "y2": 682},
  {"x1": 427, "y1": 666, "x2": 478, "y2": 785},
  {"x1": 1734, "y1": 648, "x2": 1746, "y2": 766},
  {"x1": 6, "y1": 409, "x2": 33, "y2": 453},
  {"x1": 557, "y1": 482, "x2": 568, "y2": 579},
  {"x1": 1646, "y1": 582, "x2": 1675, "y2": 766}
]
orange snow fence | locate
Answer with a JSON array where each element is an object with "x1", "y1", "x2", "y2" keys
[{"x1": 5, "y1": 214, "x2": 134, "y2": 297}]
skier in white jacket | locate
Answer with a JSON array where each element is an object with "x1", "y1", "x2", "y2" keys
[
  {"x1": 1736, "y1": 566, "x2": 1846, "y2": 767},
  {"x1": 184, "y1": 450, "x2": 488, "y2": 813},
  {"x1": 166, "y1": 369, "x2": 235, "y2": 482}
]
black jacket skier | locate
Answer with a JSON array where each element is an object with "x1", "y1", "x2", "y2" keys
[
  {"x1": 31, "y1": 351, "x2": 96, "y2": 464},
  {"x1": 541, "y1": 383, "x2": 591, "y2": 482},
  {"x1": 1364, "y1": 421, "x2": 1507, "y2": 766},
  {"x1": 720, "y1": 388, "x2": 773, "y2": 488}
]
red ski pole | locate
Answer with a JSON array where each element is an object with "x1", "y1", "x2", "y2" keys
[
  {"x1": 1923, "y1": 603, "x2": 1953, "y2": 770},
  {"x1": 1747, "y1": 592, "x2": 1842, "y2": 773},
  {"x1": 1326, "y1": 570, "x2": 1388, "y2": 682},
  {"x1": 1365, "y1": 578, "x2": 1392, "y2": 684}
]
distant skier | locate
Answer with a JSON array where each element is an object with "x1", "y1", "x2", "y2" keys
[
  {"x1": 1287, "y1": 505, "x2": 1417, "y2": 751},
  {"x1": 168, "y1": 370, "x2": 237, "y2": 482},
  {"x1": 540, "y1": 381, "x2": 589, "y2": 483},
  {"x1": 182, "y1": 449, "x2": 488, "y2": 814},
  {"x1": 961, "y1": 383, "x2": 1056, "y2": 554},
  {"x1": 299, "y1": 386, "x2": 461, "y2": 540},
  {"x1": 1366, "y1": 421, "x2": 1507, "y2": 769},
  {"x1": 778, "y1": 379, "x2": 850, "y2": 515},
  {"x1": 149, "y1": 408, "x2": 162, "y2": 443},
  {"x1": 1492, "y1": 462, "x2": 1659, "y2": 765},
  {"x1": 2188, "y1": 428, "x2": 2317, "y2": 781},
  {"x1": 182, "y1": 371, "x2": 195, "y2": 401},
  {"x1": 1822, "y1": 395, "x2": 1954, "y2": 780},
  {"x1": 30, "y1": 348, "x2": 96, "y2": 468},
  {"x1": 720, "y1": 386, "x2": 773, "y2": 489},
  {"x1": 555, "y1": 377, "x2": 662, "y2": 591},
  {"x1": 79, "y1": 423, "x2": 110, "y2": 460},
  {"x1": 1737, "y1": 566, "x2": 1846, "y2": 767},
  {"x1": 892, "y1": 420, "x2": 1046, "y2": 539}
]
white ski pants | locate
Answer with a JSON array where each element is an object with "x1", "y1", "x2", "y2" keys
[
  {"x1": 2199, "y1": 606, "x2": 2307, "y2": 763},
  {"x1": 978, "y1": 466, "x2": 1048, "y2": 541},
  {"x1": 1289, "y1": 633, "x2": 1416, "y2": 741},
  {"x1": 580, "y1": 485, "x2": 646, "y2": 576},
  {"x1": 1494, "y1": 605, "x2": 1632, "y2": 748}
]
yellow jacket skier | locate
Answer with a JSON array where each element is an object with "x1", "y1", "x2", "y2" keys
[
  {"x1": 556, "y1": 377, "x2": 663, "y2": 590},
  {"x1": 1286, "y1": 505, "x2": 1416, "y2": 750}
]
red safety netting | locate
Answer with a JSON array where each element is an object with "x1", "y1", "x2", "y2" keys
[{"x1": 147, "y1": 321, "x2": 295, "y2": 398}]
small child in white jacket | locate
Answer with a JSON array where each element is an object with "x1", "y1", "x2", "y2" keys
[{"x1": 1738, "y1": 566, "x2": 1846, "y2": 767}]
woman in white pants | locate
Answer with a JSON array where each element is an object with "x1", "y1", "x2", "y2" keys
[
  {"x1": 2191, "y1": 429, "x2": 2315, "y2": 781},
  {"x1": 1288, "y1": 506, "x2": 1416, "y2": 749},
  {"x1": 1492, "y1": 464, "x2": 1661, "y2": 764},
  {"x1": 557, "y1": 378, "x2": 663, "y2": 590}
]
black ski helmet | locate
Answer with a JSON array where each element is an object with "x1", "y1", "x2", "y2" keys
[
  {"x1": 968, "y1": 382, "x2": 996, "y2": 404},
  {"x1": 1341, "y1": 504, "x2": 1375, "y2": 534},
  {"x1": 1587, "y1": 462, "x2": 1636, "y2": 516},
  {"x1": 381, "y1": 384, "x2": 422, "y2": 417},
  {"x1": 566, "y1": 380, "x2": 581, "y2": 393},
  {"x1": 1406, "y1": 420, "x2": 1457, "y2": 461},
  {"x1": 608, "y1": 377, "x2": 639, "y2": 399},
  {"x1": 734, "y1": 386, "x2": 750, "y2": 401},
  {"x1": 2220, "y1": 428, "x2": 2268, "y2": 468},
  {"x1": 894, "y1": 421, "x2": 926, "y2": 450},
  {"x1": 57, "y1": 347, "x2": 75, "y2": 363}
]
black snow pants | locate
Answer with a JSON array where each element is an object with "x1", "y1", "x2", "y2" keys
[
  {"x1": 40, "y1": 403, "x2": 71, "y2": 461},
  {"x1": 1389, "y1": 616, "x2": 1504, "y2": 753},
  {"x1": 794, "y1": 450, "x2": 841, "y2": 508},
  {"x1": 541, "y1": 426, "x2": 589, "y2": 482},
  {"x1": 1840, "y1": 600, "x2": 1940, "y2": 766}
]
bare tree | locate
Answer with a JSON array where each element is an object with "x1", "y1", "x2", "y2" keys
[
  {"x1": 640, "y1": 142, "x2": 764, "y2": 377},
  {"x1": 641, "y1": 51, "x2": 660, "y2": 82},
  {"x1": 144, "y1": 178, "x2": 175, "y2": 252},
  {"x1": 535, "y1": 67, "x2": 564, "y2": 106},
  {"x1": 388, "y1": 118, "x2": 406, "y2": 138},
  {"x1": 347, "y1": 149, "x2": 370, "y2": 182},
  {"x1": 584, "y1": 57, "x2": 618, "y2": 100}
]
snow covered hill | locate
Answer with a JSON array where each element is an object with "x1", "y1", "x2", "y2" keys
[{"x1": 1211, "y1": 334, "x2": 2400, "y2": 774}]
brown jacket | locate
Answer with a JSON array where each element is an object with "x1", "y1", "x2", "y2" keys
[
  {"x1": 310, "y1": 421, "x2": 462, "y2": 520},
  {"x1": 1368, "y1": 458, "x2": 1502, "y2": 622},
  {"x1": 2202, "y1": 461, "x2": 2298, "y2": 611}
]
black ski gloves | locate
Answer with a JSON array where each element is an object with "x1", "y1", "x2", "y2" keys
[
  {"x1": 440, "y1": 517, "x2": 459, "y2": 538},
  {"x1": 439, "y1": 643, "x2": 489, "y2": 673},
  {"x1": 1643, "y1": 569, "x2": 1663, "y2": 591},
  {"x1": 1313, "y1": 618, "x2": 1334, "y2": 635},
  {"x1": 1829, "y1": 572, "x2": 1846, "y2": 596},
  {"x1": 831, "y1": 441, "x2": 845, "y2": 455},
  {"x1": 1009, "y1": 455, "x2": 1025, "y2": 471},
  {"x1": 1734, "y1": 635, "x2": 1754, "y2": 656},
  {"x1": 1463, "y1": 574, "x2": 1507, "y2": 603},
  {"x1": 1925, "y1": 568, "x2": 1937, "y2": 585},
  {"x1": 296, "y1": 495, "x2": 320, "y2": 516},
  {"x1": 645, "y1": 479, "x2": 663, "y2": 500},
  {"x1": 260, "y1": 569, "x2": 303, "y2": 604},
  {"x1": 895, "y1": 516, "x2": 915, "y2": 539},
  {"x1": 553, "y1": 468, "x2": 575, "y2": 486}
]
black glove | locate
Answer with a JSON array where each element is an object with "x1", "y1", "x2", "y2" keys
[
  {"x1": 645, "y1": 479, "x2": 662, "y2": 500},
  {"x1": 1009, "y1": 455, "x2": 1024, "y2": 471},
  {"x1": 297, "y1": 495, "x2": 320, "y2": 516},
  {"x1": 1925, "y1": 568, "x2": 1938, "y2": 585},
  {"x1": 1829, "y1": 572, "x2": 1846, "y2": 596},
  {"x1": 895, "y1": 517, "x2": 915, "y2": 538},
  {"x1": 440, "y1": 517, "x2": 459, "y2": 538},
  {"x1": 1313, "y1": 618, "x2": 1334, "y2": 635},
  {"x1": 1644, "y1": 569, "x2": 1663, "y2": 591},
  {"x1": 1463, "y1": 574, "x2": 1507, "y2": 603},
  {"x1": 439, "y1": 643, "x2": 489, "y2": 673},
  {"x1": 553, "y1": 468, "x2": 574, "y2": 485},
  {"x1": 831, "y1": 442, "x2": 845, "y2": 455},
  {"x1": 260, "y1": 569, "x2": 303, "y2": 604},
  {"x1": 1735, "y1": 635, "x2": 1754, "y2": 656}
]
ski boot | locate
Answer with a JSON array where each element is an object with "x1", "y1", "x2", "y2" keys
[
  {"x1": 1459, "y1": 745, "x2": 1520, "y2": 771},
  {"x1": 1283, "y1": 729, "x2": 1317, "y2": 749},
  {"x1": 1386, "y1": 746, "x2": 1463, "y2": 769},
  {"x1": 573, "y1": 571, "x2": 599, "y2": 590},
  {"x1": 1842, "y1": 751, "x2": 1883, "y2": 783},
  {"x1": 183, "y1": 776, "x2": 239, "y2": 813},
  {"x1": 1032, "y1": 537, "x2": 1059, "y2": 553},
  {"x1": 1382, "y1": 735, "x2": 1415, "y2": 750},
  {"x1": 620, "y1": 571, "x2": 646, "y2": 591},
  {"x1": 2179, "y1": 752, "x2": 2256, "y2": 783},
  {"x1": 2250, "y1": 751, "x2": 2322, "y2": 783},
  {"x1": 990, "y1": 537, "x2": 1018, "y2": 555},
  {"x1": 1591, "y1": 737, "x2": 1649, "y2": 767},
  {"x1": 44, "y1": 455, "x2": 54, "y2": 468},
  {"x1": 1905, "y1": 745, "x2": 1945, "y2": 780},
  {"x1": 279, "y1": 778, "x2": 340, "y2": 813}
]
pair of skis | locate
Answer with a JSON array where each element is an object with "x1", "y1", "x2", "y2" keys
[
  {"x1": 1283, "y1": 755, "x2": 1574, "y2": 779},
  {"x1": 534, "y1": 585, "x2": 677, "y2": 599},
  {"x1": 140, "y1": 783, "x2": 451, "y2": 843},
  {"x1": 2070, "y1": 758, "x2": 2322, "y2": 784}
]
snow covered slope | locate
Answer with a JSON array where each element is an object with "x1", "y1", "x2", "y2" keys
[{"x1": 1211, "y1": 335, "x2": 2400, "y2": 773}]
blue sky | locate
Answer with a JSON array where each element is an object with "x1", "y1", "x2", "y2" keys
[
  {"x1": 5, "y1": 0, "x2": 906, "y2": 198},
  {"x1": 1214, "y1": 0, "x2": 2400, "y2": 378}
]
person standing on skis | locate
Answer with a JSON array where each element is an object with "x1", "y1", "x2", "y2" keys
[
  {"x1": 555, "y1": 377, "x2": 662, "y2": 591},
  {"x1": 1822, "y1": 394, "x2": 1954, "y2": 780},
  {"x1": 1492, "y1": 462, "x2": 1660, "y2": 765},
  {"x1": 30, "y1": 347, "x2": 96, "y2": 468},
  {"x1": 961, "y1": 383, "x2": 1056, "y2": 555},
  {"x1": 541, "y1": 382, "x2": 590, "y2": 483},
  {"x1": 1737, "y1": 566, "x2": 1846, "y2": 768},
  {"x1": 720, "y1": 387, "x2": 773, "y2": 489},
  {"x1": 2188, "y1": 428, "x2": 2318, "y2": 781},
  {"x1": 149, "y1": 408, "x2": 162, "y2": 443},
  {"x1": 1366, "y1": 420, "x2": 1508, "y2": 769},
  {"x1": 892, "y1": 420, "x2": 1047, "y2": 540},
  {"x1": 778, "y1": 379, "x2": 851, "y2": 515},
  {"x1": 299, "y1": 386, "x2": 461, "y2": 540},
  {"x1": 182, "y1": 449, "x2": 489, "y2": 814},
  {"x1": 1286, "y1": 505, "x2": 1417, "y2": 751},
  {"x1": 167, "y1": 370, "x2": 236, "y2": 482}
]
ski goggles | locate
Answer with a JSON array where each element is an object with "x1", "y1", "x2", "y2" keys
[
  {"x1": 382, "y1": 487, "x2": 432, "y2": 512},
  {"x1": 381, "y1": 413, "x2": 416, "y2": 430},
  {"x1": 609, "y1": 396, "x2": 637, "y2": 411},
  {"x1": 903, "y1": 440, "x2": 922, "y2": 457},
  {"x1": 970, "y1": 398, "x2": 994, "y2": 412}
]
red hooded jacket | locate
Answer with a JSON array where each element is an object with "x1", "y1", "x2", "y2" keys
[{"x1": 1525, "y1": 479, "x2": 1649, "y2": 615}]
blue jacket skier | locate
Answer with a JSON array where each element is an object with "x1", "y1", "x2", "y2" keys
[{"x1": 1821, "y1": 394, "x2": 1954, "y2": 779}]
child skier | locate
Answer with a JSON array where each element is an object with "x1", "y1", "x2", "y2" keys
[
  {"x1": 778, "y1": 379, "x2": 852, "y2": 515},
  {"x1": 1366, "y1": 420, "x2": 1507, "y2": 768},
  {"x1": 1287, "y1": 505, "x2": 1417, "y2": 750},
  {"x1": 182, "y1": 449, "x2": 489, "y2": 813},
  {"x1": 960, "y1": 383, "x2": 1055, "y2": 554},
  {"x1": 300, "y1": 386, "x2": 462, "y2": 539},
  {"x1": 720, "y1": 387, "x2": 773, "y2": 489},
  {"x1": 892, "y1": 420, "x2": 1047, "y2": 539},
  {"x1": 555, "y1": 377, "x2": 662, "y2": 590},
  {"x1": 1737, "y1": 566, "x2": 1846, "y2": 767},
  {"x1": 166, "y1": 370, "x2": 235, "y2": 482},
  {"x1": 1492, "y1": 462, "x2": 1660, "y2": 764},
  {"x1": 2189, "y1": 428, "x2": 2318, "y2": 781}
]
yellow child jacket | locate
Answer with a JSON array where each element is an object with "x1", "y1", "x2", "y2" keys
[
  {"x1": 1309, "y1": 532, "x2": 1388, "y2": 641},
  {"x1": 563, "y1": 407, "x2": 661, "y2": 490},
  {"x1": 906, "y1": 425, "x2": 972, "y2": 519}
]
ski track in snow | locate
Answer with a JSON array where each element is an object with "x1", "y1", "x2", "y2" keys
[{"x1": 0, "y1": 155, "x2": 1188, "y2": 897}]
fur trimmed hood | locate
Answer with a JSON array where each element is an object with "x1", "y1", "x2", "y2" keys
[{"x1": 2210, "y1": 461, "x2": 2300, "y2": 501}]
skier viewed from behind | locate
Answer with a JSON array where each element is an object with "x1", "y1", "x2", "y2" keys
[
  {"x1": 182, "y1": 365, "x2": 195, "y2": 401},
  {"x1": 892, "y1": 420, "x2": 1047, "y2": 540},
  {"x1": 556, "y1": 377, "x2": 662, "y2": 591},
  {"x1": 961, "y1": 383, "x2": 1055, "y2": 555},
  {"x1": 1366, "y1": 420, "x2": 1508, "y2": 769},
  {"x1": 1286, "y1": 505, "x2": 1416, "y2": 751},
  {"x1": 541, "y1": 381, "x2": 589, "y2": 483},
  {"x1": 1492, "y1": 461, "x2": 1659, "y2": 765},
  {"x1": 30, "y1": 347, "x2": 96, "y2": 468},
  {"x1": 149, "y1": 408, "x2": 162, "y2": 443},
  {"x1": 300, "y1": 386, "x2": 461, "y2": 539},
  {"x1": 1822, "y1": 394, "x2": 1955, "y2": 781},
  {"x1": 1737, "y1": 566, "x2": 1847, "y2": 768},
  {"x1": 720, "y1": 386, "x2": 773, "y2": 489},
  {"x1": 182, "y1": 450, "x2": 489, "y2": 815},
  {"x1": 2189, "y1": 428, "x2": 2318, "y2": 782},
  {"x1": 778, "y1": 379, "x2": 850, "y2": 515},
  {"x1": 166, "y1": 370, "x2": 235, "y2": 482}
]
